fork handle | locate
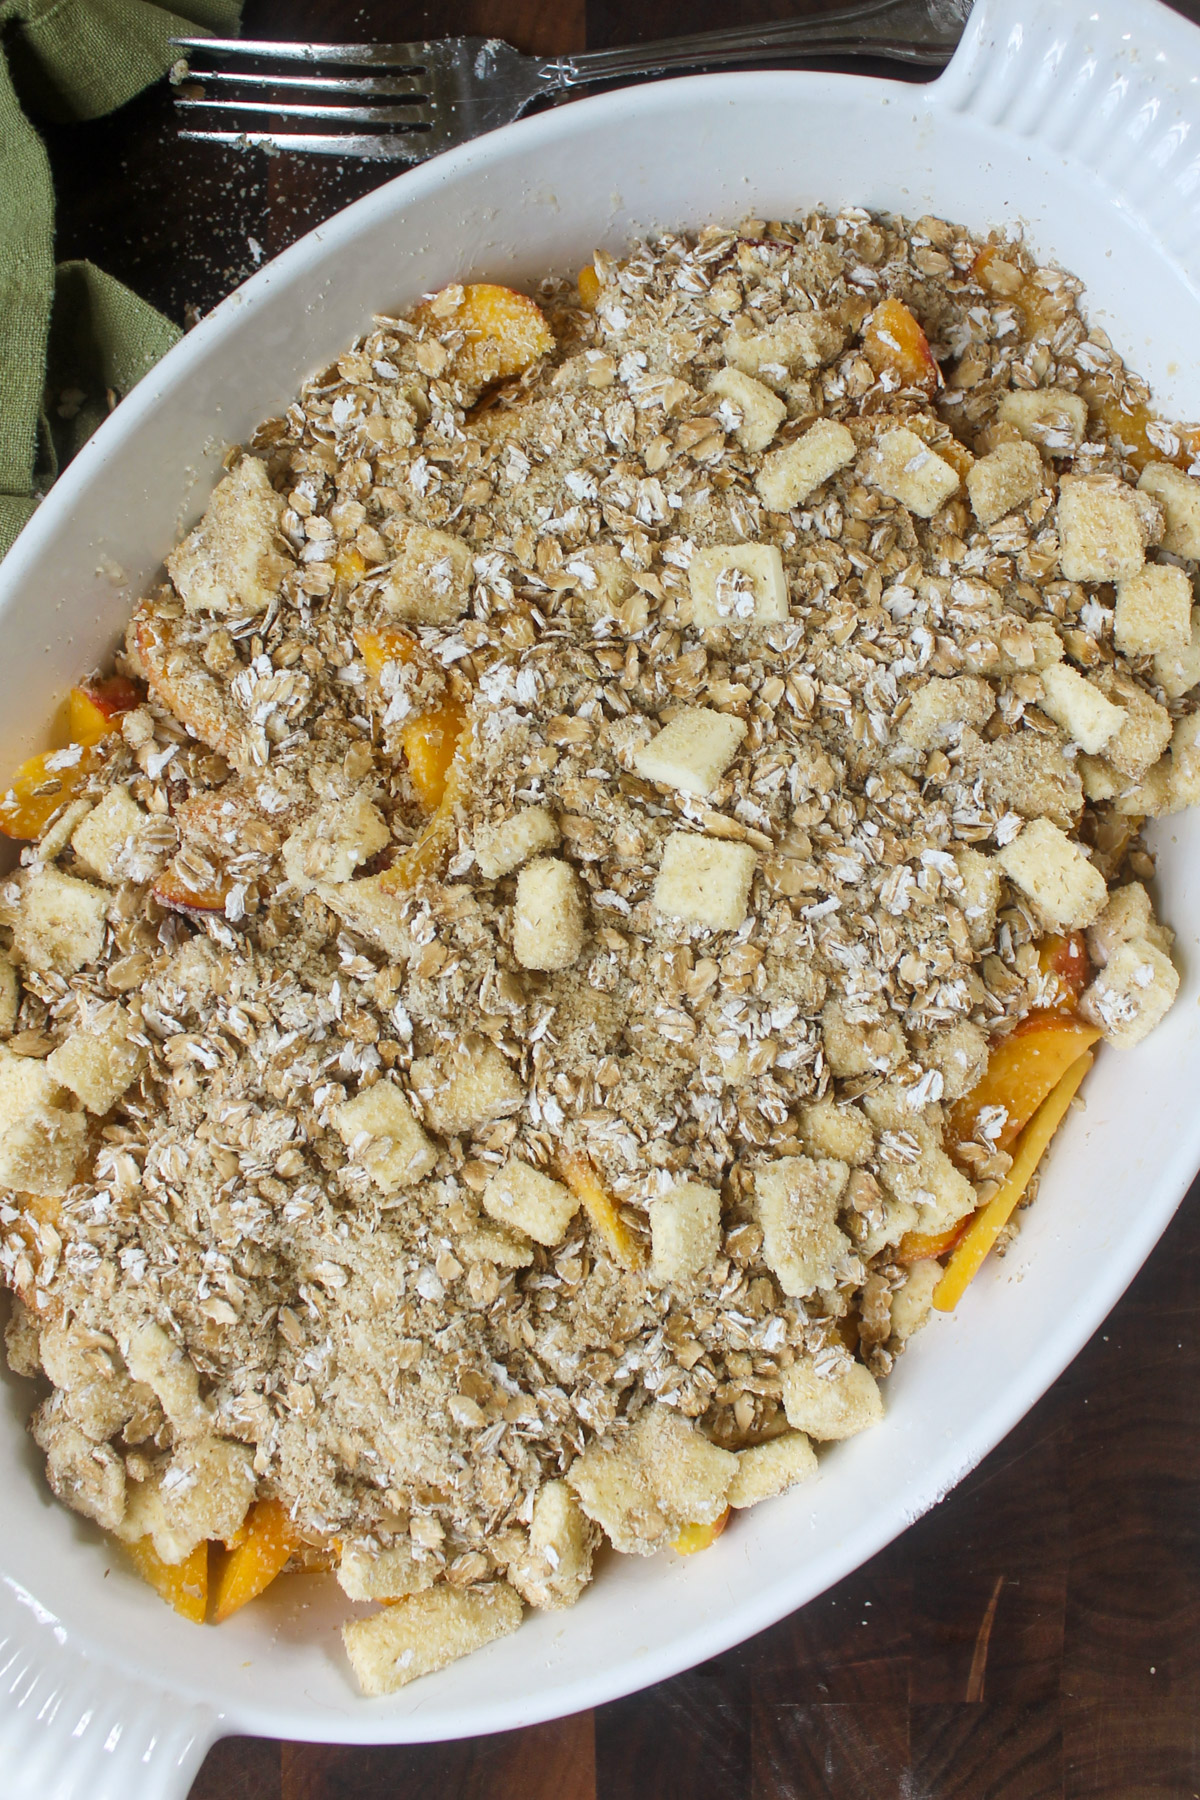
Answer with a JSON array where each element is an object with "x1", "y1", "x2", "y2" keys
[{"x1": 544, "y1": 0, "x2": 968, "y2": 85}]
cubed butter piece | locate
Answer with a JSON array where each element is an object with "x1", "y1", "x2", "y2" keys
[
  {"x1": 1153, "y1": 605, "x2": 1200, "y2": 699},
  {"x1": 632, "y1": 707, "x2": 747, "y2": 797},
  {"x1": 1169, "y1": 710, "x2": 1200, "y2": 808},
  {"x1": 47, "y1": 1010, "x2": 146, "y2": 1114},
  {"x1": 755, "y1": 1155, "x2": 850, "y2": 1298},
  {"x1": 1079, "y1": 936, "x2": 1179, "y2": 1047},
  {"x1": 342, "y1": 1582, "x2": 523, "y2": 1697},
  {"x1": 864, "y1": 427, "x2": 959, "y2": 518},
  {"x1": 648, "y1": 1180, "x2": 721, "y2": 1284},
  {"x1": 899, "y1": 675, "x2": 994, "y2": 749},
  {"x1": 71, "y1": 786, "x2": 160, "y2": 887},
  {"x1": 1057, "y1": 475, "x2": 1157, "y2": 582},
  {"x1": 166, "y1": 455, "x2": 290, "y2": 616},
  {"x1": 966, "y1": 439, "x2": 1043, "y2": 526},
  {"x1": 798, "y1": 1098, "x2": 874, "y2": 1166},
  {"x1": 997, "y1": 817, "x2": 1107, "y2": 930},
  {"x1": 507, "y1": 1480, "x2": 597, "y2": 1611},
  {"x1": 1138, "y1": 461, "x2": 1200, "y2": 558},
  {"x1": 0, "y1": 1105, "x2": 86, "y2": 1196},
  {"x1": 708, "y1": 367, "x2": 787, "y2": 453},
  {"x1": 755, "y1": 418, "x2": 855, "y2": 513},
  {"x1": 483, "y1": 1156, "x2": 577, "y2": 1246},
  {"x1": 410, "y1": 1039, "x2": 523, "y2": 1137},
  {"x1": 377, "y1": 522, "x2": 473, "y2": 624},
  {"x1": 283, "y1": 794, "x2": 389, "y2": 891},
  {"x1": 954, "y1": 846, "x2": 1002, "y2": 950},
  {"x1": 653, "y1": 833, "x2": 756, "y2": 932},
  {"x1": 337, "y1": 1541, "x2": 434, "y2": 1602},
  {"x1": 889, "y1": 1259, "x2": 942, "y2": 1343},
  {"x1": 724, "y1": 311, "x2": 847, "y2": 382},
  {"x1": 688, "y1": 543, "x2": 788, "y2": 629},
  {"x1": 997, "y1": 387, "x2": 1087, "y2": 454},
  {"x1": 513, "y1": 856, "x2": 586, "y2": 971},
  {"x1": 1114, "y1": 563, "x2": 1193, "y2": 657},
  {"x1": 335, "y1": 1079, "x2": 437, "y2": 1189},
  {"x1": 10, "y1": 869, "x2": 108, "y2": 974},
  {"x1": 474, "y1": 806, "x2": 559, "y2": 879},
  {"x1": 1037, "y1": 663, "x2": 1125, "y2": 754},
  {"x1": 567, "y1": 1405, "x2": 736, "y2": 1556},
  {"x1": 1086, "y1": 881, "x2": 1173, "y2": 968},
  {"x1": 781, "y1": 1355, "x2": 883, "y2": 1441},
  {"x1": 726, "y1": 1431, "x2": 818, "y2": 1509}
]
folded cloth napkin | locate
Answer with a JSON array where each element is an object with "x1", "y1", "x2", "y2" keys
[{"x1": 0, "y1": 0, "x2": 242, "y2": 558}]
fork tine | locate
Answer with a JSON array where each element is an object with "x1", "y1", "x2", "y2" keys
[
  {"x1": 174, "y1": 68, "x2": 428, "y2": 98},
  {"x1": 176, "y1": 97, "x2": 430, "y2": 127},
  {"x1": 178, "y1": 129, "x2": 424, "y2": 161},
  {"x1": 170, "y1": 36, "x2": 432, "y2": 69}
]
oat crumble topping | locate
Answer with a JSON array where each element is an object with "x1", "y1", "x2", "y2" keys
[{"x1": 1, "y1": 208, "x2": 1196, "y2": 1691}]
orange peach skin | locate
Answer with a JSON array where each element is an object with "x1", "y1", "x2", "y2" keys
[
  {"x1": 126, "y1": 1537, "x2": 208, "y2": 1625},
  {"x1": 672, "y1": 1509, "x2": 731, "y2": 1555}
]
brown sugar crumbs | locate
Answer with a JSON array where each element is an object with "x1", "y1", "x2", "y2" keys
[{"x1": 0, "y1": 208, "x2": 1196, "y2": 1693}]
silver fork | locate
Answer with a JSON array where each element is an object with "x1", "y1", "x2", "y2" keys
[{"x1": 171, "y1": 0, "x2": 971, "y2": 162}]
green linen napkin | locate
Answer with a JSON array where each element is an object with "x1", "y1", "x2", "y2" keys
[{"x1": 0, "y1": 0, "x2": 242, "y2": 558}]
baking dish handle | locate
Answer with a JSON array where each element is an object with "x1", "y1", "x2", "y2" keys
[
  {"x1": 929, "y1": 0, "x2": 1200, "y2": 288},
  {"x1": 0, "y1": 1578, "x2": 220, "y2": 1800}
]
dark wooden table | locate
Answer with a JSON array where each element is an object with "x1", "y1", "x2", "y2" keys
[{"x1": 33, "y1": 3, "x2": 1200, "y2": 1794}]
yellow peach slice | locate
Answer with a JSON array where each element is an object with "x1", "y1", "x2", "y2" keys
[
  {"x1": 672, "y1": 1509, "x2": 730, "y2": 1555},
  {"x1": 555, "y1": 1149, "x2": 643, "y2": 1270},
  {"x1": 211, "y1": 1497, "x2": 296, "y2": 1623},
  {"x1": 126, "y1": 1536, "x2": 208, "y2": 1625},
  {"x1": 412, "y1": 282, "x2": 554, "y2": 388},
  {"x1": 948, "y1": 1011, "x2": 1101, "y2": 1155},
  {"x1": 862, "y1": 297, "x2": 940, "y2": 393}
]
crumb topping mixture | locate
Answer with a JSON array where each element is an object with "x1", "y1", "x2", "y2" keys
[{"x1": 1, "y1": 211, "x2": 1195, "y2": 1651}]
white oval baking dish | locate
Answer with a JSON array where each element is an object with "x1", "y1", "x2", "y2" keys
[{"x1": 2, "y1": 0, "x2": 1199, "y2": 1791}]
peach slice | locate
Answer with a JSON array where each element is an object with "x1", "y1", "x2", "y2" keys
[
  {"x1": 126, "y1": 1536, "x2": 208, "y2": 1625},
  {"x1": 861, "y1": 297, "x2": 941, "y2": 393},
  {"x1": 400, "y1": 695, "x2": 467, "y2": 811},
  {"x1": 948, "y1": 1011, "x2": 1101, "y2": 1155},
  {"x1": 897, "y1": 1222, "x2": 968, "y2": 1265},
  {"x1": 353, "y1": 625, "x2": 420, "y2": 681},
  {"x1": 577, "y1": 265, "x2": 601, "y2": 309},
  {"x1": 555, "y1": 1149, "x2": 643, "y2": 1270},
  {"x1": 153, "y1": 862, "x2": 235, "y2": 916},
  {"x1": 67, "y1": 677, "x2": 141, "y2": 745},
  {"x1": 411, "y1": 282, "x2": 554, "y2": 388},
  {"x1": 672, "y1": 1509, "x2": 730, "y2": 1555},
  {"x1": 0, "y1": 743, "x2": 104, "y2": 841},
  {"x1": 211, "y1": 1497, "x2": 297, "y2": 1624}
]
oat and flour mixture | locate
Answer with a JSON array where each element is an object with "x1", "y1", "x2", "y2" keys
[{"x1": 0, "y1": 208, "x2": 1196, "y2": 1692}]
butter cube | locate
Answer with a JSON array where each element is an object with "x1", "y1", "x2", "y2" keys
[
  {"x1": 1080, "y1": 936, "x2": 1179, "y2": 1047},
  {"x1": 1138, "y1": 461, "x2": 1200, "y2": 558},
  {"x1": 997, "y1": 817, "x2": 1107, "y2": 930},
  {"x1": 513, "y1": 856, "x2": 586, "y2": 971},
  {"x1": 283, "y1": 794, "x2": 389, "y2": 891},
  {"x1": 798, "y1": 1098, "x2": 874, "y2": 1166},
  {"x1": 10, "y1": 868, "x2": 108, "y2": 974},
  {"x1": 688, "y1": 543, "x2": 788, "y2": 628},
  {"x1": 378, "y1": 522, "x2": 473, "y2": 624},
  {"x1": 653, "y1": 833, "x2": 756, "y2": 931},
  {"x1": 335, "y1": 1079, "x2": 437, "y2": 1189},
  {"x1": 0, "y1": 1042, "x2": 68, "y2": 1124},
  {"x1": 0, "y1": 1105, "x2": 86, "y2": 1196},
  {"x1": 1086, "y1": 882, "x2": 1173, "y2": 968},
  {"x1": 483, "y1": 1156, "x2": 577, "y2": 1246},
  {"x1": 966, "y1": 440, "x2": 1043, "y2": 526},
  {"x1": 899, "y1": 675, "x2": 994, "y2": 749},
  {"x1": 47, "y1": 1010, "x2": 146, "y2": 1114},
  {"x1": 864, "y1": 427, "x2": 959, "y2": 517},
  {"x1": 1057, "y1": 475, "x2": 1157, "y2": 582},
  {"x1": 474, "y1": 806, "x2": 559, "y2": 879},
  {"x1": 889, "y1": 1259, "x2": 942, "y2": 1342},
  {"x1": 648, "y1": 1180, "x2": 721, "y2": 1283},
  {"x1": 411, "y1": 1039, "x2": 523, "y2": 1137},
  {"x1": 567, "y1": 1404, "x2": 736, "y2": 1556},
  {"x1": 1169, "y1": 710, "x2": 1200, "y2": 808},
  {"x1": 781, "y1": 1355, "x2": 883, "y2": 1440},
  {"x1": 1101, "y1": 672, "x2": 1172, "y2": 780},
  {"x1": 167, "y1": 455, "x2": 290, "y2": 616},
  {"x1": 337, "y1": 1541, "x2": 434, "y2": 1602},
  {"x1": 755, "y1": 419, "x2": 855, "y2": 513},
  {"x1": 342, "y1": 1583, "x2": 523, "y2": 1696},
  {"x1": 1152, "y1": 605, "x2": 1200, "y2": 699},
  {"x1": 954, "y1": 846, "x2": 1002, "y2": 950},
  {"x1": 507, "y1": 1480, "x2": 597, "y2": 1611},
  {"x1": 71, "y1": 786, "x2": 161, "y2": 886},
  {"x1": 724, "y1": 311, "x2": 847, "y2": 382},
  {"x1": 726, "y1": 1431, "x2": 817, "y2": 1509},
  {"x1": 632, "y1": 707, "x2": 747, "y2": 797},
  {"x1": 755, "y1": 1155, "x2": 850, "y2": 1297},
  {"x1": 1114, "y1": 563, "x2": 1193, "y2": 656},
  {"x1": 1037, "y1": 663, "x2": 1125, "y2": 754},
  {"x1": 997, "y1": 387, "x2": 1087, "y2": 454},
  {"x1": 708, "y1": 366, "x2": 786, "y2": 452}
]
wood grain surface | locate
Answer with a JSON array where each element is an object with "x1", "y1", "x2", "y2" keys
[{"x1": 30, "y1": 3, "x2": 1200, "y2": 1793}]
